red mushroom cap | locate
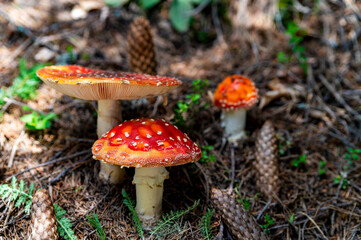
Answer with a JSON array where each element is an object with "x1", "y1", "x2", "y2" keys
[
  {"x1": 92, "y1": 119, "x2": 201, "y2": 167},
  {"x1": 36, "y1": 65, "x2": 182, "y2": 100},
  {"x1": 214, "y1": 75, "x2": 258, "y2": 110}
]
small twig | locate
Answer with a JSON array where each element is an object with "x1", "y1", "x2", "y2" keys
[
  {"x1": 0, "y1": 199, "x2": 12, "y2": 221},
  {"x1": 256, "y1": 199, "x2": 272, "y2": 221},
  {"x1": 7, "y1": 150, "x2": 90, "y2": 181},
  {"x1": 186, "y1": 0, "x2": 210, "y2": 16},
  {"x1": 73, "y1": 186, "x2": 115, "y2": 225},
  {"x1": 350, "y1": 181, "x2": 361, "y2": 193},
  {"x1": 326, "y1": 128, "x2": 358, "y2": 149},
  {"x1": 217, "y1": 220, "x2": 224, "y2": 240},
  {"x1": 49, "y1": 153, "x2": 92, "y2": 184},
  {"x1": 268, "y1": 202, "x2": 354, "y2": 230},
  {"x1": 1, "y1": 97, "x2": 46, "y2": 115},
  {"x1": 3, "y1": 201, "x2": 14, "y2": 227},
  {"x1": 211, "y1": 1, "x2": 226, "y2": 46},
  {"x1": 7, "y1": 130, "x2": 25, "y2": 168},
  {"x1": 298, "y1": 212, "x2": 328, "y2": 239},
  {"x1": 318, "y1": 75, "x2": 361, "y2": 120},
  {"x1": 5, "y1": 214, "x2": 29, "y2": 226},
  {"x1": 67, "y1": 137, "x2": 94, "y2": 143},
  {"x1": 194, "y1": 162, "x2": 210, "y2": 205},
  {"x1": 227, "y1": 146, "x2": 236, "y2": 191},
  {"x1": 350, "y1": 229, "x2": 360, "y2": 240},
  {"x1": 151, "y1": 96, "x2": 163, "y2": 118},
  {"x1": 182, "y1": 168, "x2": 193, "y2": 188}
]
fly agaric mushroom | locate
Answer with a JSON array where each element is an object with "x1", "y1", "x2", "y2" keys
[
  {"x1": 214, "y1": 75, "x2": 258, "y2": 143},
  {"x1": 36, "y1": 65, "x2": 182, "y2": 184},
  {"x1": 92, "y1": 118, "x2": 201, "y2": 229}
]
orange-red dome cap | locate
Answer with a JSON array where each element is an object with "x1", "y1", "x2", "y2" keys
[
  {"x1": 214, "y1": 75, "x2": 258, "y2": 110},
  {"x1": 92, "y1": 119, "x2": 201, "y2": 168}
]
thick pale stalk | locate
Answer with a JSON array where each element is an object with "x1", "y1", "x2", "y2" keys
[
  {"x1": 133, "y1": 167, "x2": 169, "y2": 229},
  {"x1": 221, "y1": 108, "x2": 247, "y2": 143},
  {"x1": 97, "y1": 100, "x2": 126, "y2": 184},
  {"x1": 97, "y1": 100, "x2": 123, "y2": 137}
]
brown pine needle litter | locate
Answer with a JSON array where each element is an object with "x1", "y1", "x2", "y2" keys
[{"x1": 0, "y1": 1, "x2": 360, "y2": 239}]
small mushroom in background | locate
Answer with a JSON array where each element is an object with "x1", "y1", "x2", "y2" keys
[
  {"x1": 36, "y1": 65, "x2": 182, "y2": 184},
  {"x1": 213, "y1": 75, "x2": 258, "y2": 143},
  {"x1": 92, "y1": 118, "x2": 201, "y2": 229},
  {"x1": 31, "y1": 189, "x2": 58, "y2": 240}
]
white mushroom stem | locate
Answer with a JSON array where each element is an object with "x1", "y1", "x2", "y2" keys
[
  {"x1": 97, "y1": 100, "x2": 126, "y2": 184},
  {"x1": 221, "y1": 108, "x2": 247, "y2": 144},
  {"x1": 133, "y1": 167, "x2": 169, "y2": 229}
]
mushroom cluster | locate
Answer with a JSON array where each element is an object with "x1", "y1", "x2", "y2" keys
[
  {"x1": 92, "y1": 118, "x2": 201, "y2": 229},
  {"x1": 214, "y1": 75, "x2": 258, "y2": 143},
  {"x1": 37, "y1": 65, "x2": 182, "y2": 184}
]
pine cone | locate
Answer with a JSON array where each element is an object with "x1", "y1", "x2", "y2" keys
[
  {"x1": 254, "y1": 121, "x2": 279, "y2": 199},
  {"x1": 211, "y1": 188, "x2": 268, "y2": 240},
  {"x1": 128, "y1": 17, "x2": 157, "y2": 75},
  {"x1": 31, "y1": 189, "x2": 58, "y2": 240}
]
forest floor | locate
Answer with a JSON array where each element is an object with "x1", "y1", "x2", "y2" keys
[{"x1": 0, "y1": 0, "x2": 360, "y2": 239}]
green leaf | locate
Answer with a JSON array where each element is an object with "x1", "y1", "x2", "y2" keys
[
  {"x1": 186, "y1": 93, "x2": 201, "y2": 104},
  {"x1": 151, "y1": 200, "x2": 199, "y2": 237},
  {"x1": 122, "y1": 189, "x2": 144, "y2": 238},
  {"x1": 8, "y1": 59, "x2": 47, "y2": 100},
  {"x1": 169, "y1": 0, "x2": 193, "y2": 32},
  {"x1": 19, "y1": 58, "x2": 28, "y2": 77},
  {"x1": 260, "y1": 214, "x2": 275, "y2": 234},
  {"x1": 291, "y1": 154, "x2": 307, "y2": 167},
  {"x1": 200, "y1": 145, "x2": 216, "y2": 163},
  {"x1": 318, "y1": 160, "x2": 327, "y2": 175},
  {"x1": 105, "y1": 0, "x2": 126, "y2": 7},
  {"x1": 21, "y1": 105, "x2": 32, "y2": 111},
  {"x1": 20, "y1": 111, "x2": 56, "y2": 130},
  {"x1": 0, "y1": 177, "x2": 34, "y2": 214},
  {"x1": 54, "y1": 204, "x2": 77, "y2": 240},
  {"x1": 86, "y1": 213, "x2": 106, "y2": 240},
  {"x1": 140, "y1": 0, "x2": 161, "y2": 9},
  {"x1": 200, "y1": 208, "x2": 215, "y2": 240},
  {"x1": 277, "y1": 51, "x2": 289, "y2": 63},
  {"x1": 191, "y1": 0, "x2": 206, "y2": 4},
  {"x1": 0, "y1": 88, "x2": 8, "y2": 106},
  {"x1": 289, "y1": 213, "x2": 295, "y2": 223}
]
